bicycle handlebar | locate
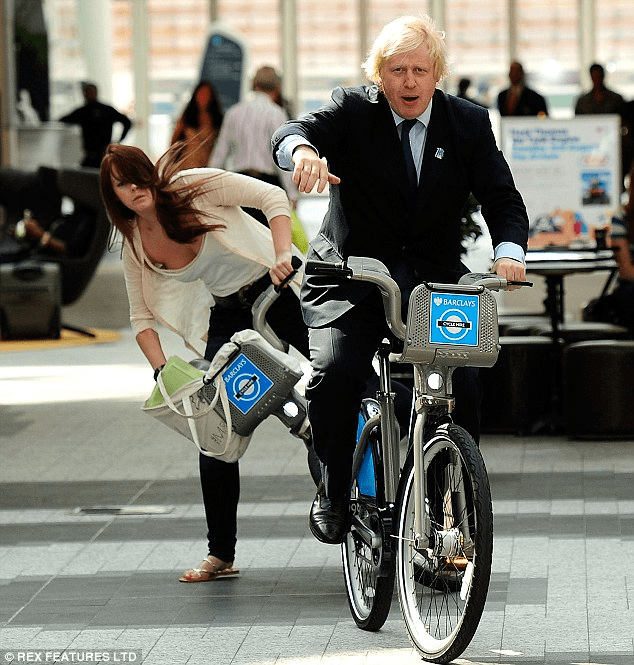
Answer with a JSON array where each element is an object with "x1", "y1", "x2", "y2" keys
[
  {"x1": 306, "y1": 257, "x2": 532, "y2": 340},
  {"x1": 274, "y1": 255, "x2": 303, "y2": 292},
  {"x1": 251, "y1": 254, "x2": 303, "y2": 352},
  {"x1": 456, "y1": 272, "x2": 533, "y2": 289},
  {"x1": 306, "y1": 259, "x2": 532, "y2": 290}
]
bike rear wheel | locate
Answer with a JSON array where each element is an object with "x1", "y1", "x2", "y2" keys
[
  {"x1": 342, "y1": 501, "x2": 394, "y2": 631},
  {"x1": 342, "y1": 403, "x2": 395, "y2": 631},
  {"x1": 395, "y1": 423, "x2": 493, "y2": 663}
]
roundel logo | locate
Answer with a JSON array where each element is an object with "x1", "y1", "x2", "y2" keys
[
  {"x1": 436, "y1": 308, "x2": 472, "y2": 341},
  {"x1": 229, "y1": 372, "x2": 263, "y2": 404}
]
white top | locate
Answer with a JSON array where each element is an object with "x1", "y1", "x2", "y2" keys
[
  {"x1": 122, "y1": 168, "x2": 300, "y2": 356},
  {"x1": 155, "y1": 231, "x2": 268, "y2": 295}
]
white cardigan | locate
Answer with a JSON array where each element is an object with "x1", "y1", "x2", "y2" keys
[{"x1": 122, "y1": 168, "x2": 301, "y2": 356}]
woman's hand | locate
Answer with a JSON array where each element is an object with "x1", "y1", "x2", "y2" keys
[
  {"x1": 269, "y1": 248, "x2": 294, "y2": 286},
  {"x1": 292, "y1": 146, "x2": 340, "y2": 194}
]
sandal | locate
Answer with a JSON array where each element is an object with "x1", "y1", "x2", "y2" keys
[{"x1": 179, "y1": 555, "x2": 239, "y2": 583}]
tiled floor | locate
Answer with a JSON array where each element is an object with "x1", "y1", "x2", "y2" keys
[{"x1": 1, "y1": 258, "x2": 634, "y2": 664}]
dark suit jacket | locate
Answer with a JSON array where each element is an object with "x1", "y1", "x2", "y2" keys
[
  {"x1": 497, "y1": 86, "x2": 548, "y2": 117},
  {"x1": 272, "y1": 86, "x2": 529, "y2": 327}
]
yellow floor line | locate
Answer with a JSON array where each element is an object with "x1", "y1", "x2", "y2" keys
[{"x1": 0, "y1": 327, "x2": 121, "y2": 351}]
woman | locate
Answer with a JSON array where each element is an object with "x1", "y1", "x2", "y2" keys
[
  {"x1": 171, "y1": 81, "x2": 224, "y2": 169},
  {"x1": 100, "y1": 143, "x2": 309, "y2": 582},
  {"x1": 610, "y1": 166, "x2": 634, "y2": 337}
]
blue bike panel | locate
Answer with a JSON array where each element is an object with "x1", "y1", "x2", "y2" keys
[
  {"x1": 222, "y1": 352, "x2": 274, "y2": 415},
  {"x1": 429, "y1": 292, "x2": 480, "y2": 347},
  {"x1": 356, "y1": 412, "x2": 376, "y2": 497}
]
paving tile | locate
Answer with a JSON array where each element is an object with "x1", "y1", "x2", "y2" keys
[{"x1": 1, "y1": 265, "x2": 634, "y2": 664}]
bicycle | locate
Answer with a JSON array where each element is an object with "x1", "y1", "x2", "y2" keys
[{"x1": 305, "y1": 256, "x2": 531, "y2": 663}]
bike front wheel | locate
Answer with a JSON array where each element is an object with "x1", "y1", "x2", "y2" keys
[{"x1": 395, "y1": 423, "x2": 493, "y2": 663}]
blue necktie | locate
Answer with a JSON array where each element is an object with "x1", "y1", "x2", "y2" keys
[{"x1": 400, "y1": 118, "x2": 418, "y2": 196}]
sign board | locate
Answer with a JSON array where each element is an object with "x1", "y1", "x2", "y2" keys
[
  {"x1": 199, "y1": 24, "x2": 249, "y2": 112},
  {"x1": 222, "y1": 353, "x2": 273, "y2": 415},
  {"x1": 429, "y1": 293, "x2": 480, "y2": 347},
  {"x1": 500, "y1": 115, "x2": 621, "y2": 249}
]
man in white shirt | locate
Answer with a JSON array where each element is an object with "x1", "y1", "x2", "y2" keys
[{"x1": 212, "y1": 66, "x2": 296, "y2": 223}]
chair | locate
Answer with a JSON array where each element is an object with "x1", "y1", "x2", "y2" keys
[
  {"x1": 563, "y1": 340, "x2": 634, "y2": 438},
  {"x1": 50, "y1": 168, "x2": 111, "y2": 306},
  {"x1": 480, "y1": 336, "x2": 552, "y2": 434},
  {"x1": 0, "y1": 166, "x2": 110, "y2": 307},
  {"x1": 498, "y1": 314, "x2": 551, "y2": 336}
]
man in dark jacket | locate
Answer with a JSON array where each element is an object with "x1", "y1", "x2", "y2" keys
[
  {"x1": 272, "y1": 14, "x2": 529, "y2": 545},
  {"x1": 60, "y1": 82, "x2": 132, "y2": 168},
  {"x1": 575, "y1": 63, "x2": 624, "y2": 116},
  {"x1": 498, "y1": 61, "x2": 548, "y2": 117}
]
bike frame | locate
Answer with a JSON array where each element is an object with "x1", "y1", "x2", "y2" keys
[
  {"x1": 352, "y1": 338, "x2": 462, "y2": 555},
  {"x1": 336, "y1": 257, "x2": 526, "y2": 555}
]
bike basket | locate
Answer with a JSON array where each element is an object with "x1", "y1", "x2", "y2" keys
[
  {"x1": 198, "y1": 333, "x2": 303, "y2": 436},
  {"x1": 396, "y1": 282, "x2": 500, "y2": 368}
]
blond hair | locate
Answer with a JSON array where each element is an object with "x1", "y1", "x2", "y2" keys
[{"x1": 362, "y1": 14, "x2": 450, "y2": 85}]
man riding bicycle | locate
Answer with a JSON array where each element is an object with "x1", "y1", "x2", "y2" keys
[{"x1": 272, "y1": 14, "x2": 529, "y2": 545}]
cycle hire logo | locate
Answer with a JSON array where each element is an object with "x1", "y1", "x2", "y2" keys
[
  {"x1": 429, "y1": 292, "x2": 480, "y2": 346},
  {"x1": 222, "y1": 353, "x2": 274, "y2": 414}
]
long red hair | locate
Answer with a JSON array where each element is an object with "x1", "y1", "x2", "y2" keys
[{"x1": 100, "y1": 142, "x2": 224, "y2": 251}]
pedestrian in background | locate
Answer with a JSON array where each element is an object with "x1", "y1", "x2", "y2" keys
[
  {"x1": 610, "y1": 165, "x2": 634, "y2": 337},
  {"x1": 211, "y1": 66, "x2": 297, "y2": 223},
  {"x1": 60, "y1": 82, "x2": 132, "y2": 168},
  {"x1": 171, "y1": 81, "x2": 224, "y2": 169},
  {"x1": 575, "y1": 63, "x2": 625, "y2": 116},
  {"x1": 498, "y1": 62, "x2": 548, "y2": 117},
  {"x1": 456, "y1": 77, "x2": 486, "y2": 107}
]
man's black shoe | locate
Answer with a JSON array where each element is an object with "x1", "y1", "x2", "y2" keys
[{"x1": 309, "y1": 488, "x2": 349, "y2": 544}]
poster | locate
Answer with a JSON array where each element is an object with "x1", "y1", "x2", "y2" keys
[
  {"x1": 199, "y1": 24, "x2": 249, "y2": 112},
  {"x1": 500, "y1": 115, "x2": 621, "y2": 249}
]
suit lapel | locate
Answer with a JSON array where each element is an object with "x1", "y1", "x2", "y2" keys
[{"x1": 417, "y1": 91, "x2": 450, "y2": 209}]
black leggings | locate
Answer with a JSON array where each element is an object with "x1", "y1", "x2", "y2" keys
[{"x1": 199, "y1": 287, "x2": 308, "y2": 562}]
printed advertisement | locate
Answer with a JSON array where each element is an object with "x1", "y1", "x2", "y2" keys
[{"x1": 500, "y1": 115, "x2": 621, "y2": 249}]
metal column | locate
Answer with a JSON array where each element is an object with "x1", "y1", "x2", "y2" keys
[
  {"x1": 279, "y1": 0, "x2": 298, "y2": 118},
  {"x1": 131, "y1": 0, "x2": 150, "y2": 152}
]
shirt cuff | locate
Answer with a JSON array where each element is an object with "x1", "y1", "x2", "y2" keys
[
  {"x1": 494, "y1": 242, "x2": 526, "y2": 265},
  {"x1": 276, "y1": 135, "x2": 318, "y2": 170}
]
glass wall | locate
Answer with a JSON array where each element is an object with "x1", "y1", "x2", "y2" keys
[
  {"x1": 42, "y1": 0, "x2": 634, "y2": 158},
  {"x1": 444, "y1": 0, "x2": 508, "y2": 108},
  {"x1": 297, "y1": 1, "x2": 359, "y2": 113},
  {"x1": 514, "y1": 0, "x2": 580, "y2": 117},
  {"x1": 596, "y1": 0, "x2": 634, "y2": 93}
]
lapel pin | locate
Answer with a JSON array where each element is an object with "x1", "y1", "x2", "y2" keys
[{"x1": 435, "y1": 148, "x2": 444, "y2": 160}]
